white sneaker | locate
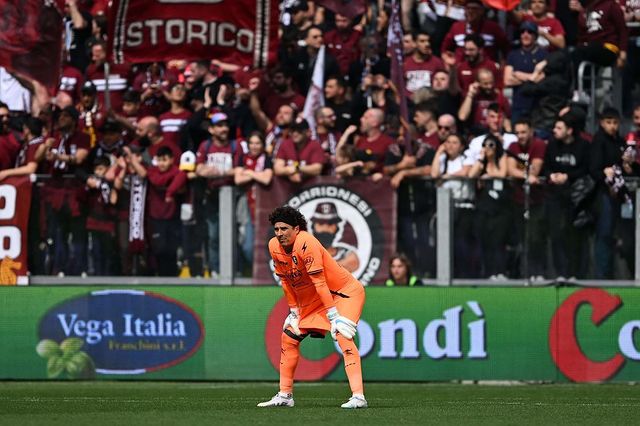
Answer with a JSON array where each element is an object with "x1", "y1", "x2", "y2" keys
[
  {"x1": 341, "y1": 395, "x2": 368, "y2": 409},
  {"x1": 257, "y1": 392, "x2": 294, "y2": 408}
]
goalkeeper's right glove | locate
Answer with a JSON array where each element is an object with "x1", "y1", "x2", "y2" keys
[
  {"x1": 327, "y1": 307, "x2": 357, "y2": 340},
  {"x1": 283, "y1": 307, "x2": 301, "y2": 335}
]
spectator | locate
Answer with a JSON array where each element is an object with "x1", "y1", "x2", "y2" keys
[
  {"x1": 42, "y1": 106, "x2": 90, "y2": 276},
  {"x1": 274, "y1": 118, "x2": 325, "y2": 183},
  {"x1": 77, "y1": 81, "x2": 105, "y2": 148},
  {"x1": 109, "y1": 89, "x2": 142, "y2": 142},
  {"x1": 622, "y1": 0, "x2": 640, "y2": 114},
  {"x1": 324, "y1": 76, "x2": 354, "y2": 133},
  {"x1": 59, "y1": 56, "x2": 85, "y2": 105},
  {"x1": 0, "y1": 102, "x2": 21, "y2": 171},
  {"x1": 403, "y1": 31, "x2": 445, "y2": 100},
  {"x1": 347, "y1": 108, "x2": 395, "y2": 175},
  {"x1": 324, "y1": 14, "x2": 362, "y2": 75},
  {"x1": 441, "y1": 0, "x2": 509, "y2": 66},
  {"x1": 436, "y1": 113, "x2": 458, "y2": 145},
  {"x1": 136, "y1": 116, "x2": 181, "y2": 161},
  {"x1": 468, "y1": 134, "x2": 510, "y2": 279},
  {"x1": 463, "y1": 103, "x2": 518, "y2": 167},
  {"x1": 385, "y1": 136, "x2": 436, "y2": 276},
  {"x1": 544, "y1": 117, "x2": 592, "y2": 279},
  {"x1": 334, "y1": 144, "x2": 366, "y2": 178},
  {"x1": 314, "y1": 106, "x2": 341, "y2": 173},
  {"x1": 413, "y1": 102, "x2": 440, "y2": 149},
  {"x1": 455, "y1": 34, "x2": 501, "y2": 97},
  {"x1": 259, "y1": 67, "x2": 305, "y2": 122},
  {"x1": 458, "y1": 69, "x2": 512, "y2": 134},
  {"x1": 86, "y1": 119, "x2": 125, "y2": 168},
  {"x1": 589, "y1": 107, "x2": 625, "y2": 278},
  {"x1": 431, "y1": 133, "x2": 478, "y2": 277},
  {"x1": 385, "y1": 253, "x2": 424, "y2": 286},
  {"x1": 132, "y1": 62, "x2": 170, "y2": 118},
  {"x1": 514, "y1": 0, "x2": 566, "y2": 51},
  {"x1": 85, "y1": 156, "x2": 118, "y2": 276},
  {"x1": 159, "y1": 82, "x2": 192, "y2": 149},
  {"x1": 431, "y1": 69, "x2": 462, "y2": 118},
  {"x1": 348, "y1": 34, "x2": 391, "y2": 92},
  {"x1": 353, "y1": 73, "x2": 400, "y2": 122},
  {"x1": 145, "y1": 146, "x2": 188, "y2": 276},
  {"x1": 234, "y1": 132, "x2": 273, "y2": 268},
  {"x1": 507, "y1": 118, "x2": 547, "y2": 279},
  {"x1": 570, "y1": 0, "x2": 628, "y2": 68},
  {"x1": 63, "y1": 0, "x2": 93, "y2": 72},
  {"x1": 195, "y1": 112, "x2": 243, "y2": 276},
  {"x1": 85, "y1": 40, "x2": 131, "y2": 112},
  {"x1": 403, "y1": 33, "x2": 417, "y2": 57},
  {"x1": 504, "y1": 21, "x2": 549, "y2": 122}
]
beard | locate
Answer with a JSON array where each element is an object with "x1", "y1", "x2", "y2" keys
[{"x1": 314, "y1": 232, "x2": 335, "y2": 248}]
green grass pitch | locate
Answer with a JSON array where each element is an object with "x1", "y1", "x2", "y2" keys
[{"x1": 1, "y1": 382, "x2": 639, "y2": 425}]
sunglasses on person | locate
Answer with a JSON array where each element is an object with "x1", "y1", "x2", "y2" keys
[
  {"x1": 438, "y1": 125, "x2": 451, "y2": 131},
  {"x1": 482, "y1": 142, "x2": 497, "y2": 148},
  {"x1": 521, "y1": 29, "x2": 537, "y2": 35}
]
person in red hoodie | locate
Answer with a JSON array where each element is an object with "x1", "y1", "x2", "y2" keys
[
  {"x1": 145, "y1": 146, "x2": 187, "y2": 276},
  {"x1": 570, "y1": 0, "x2": 628, "y2": 68}
]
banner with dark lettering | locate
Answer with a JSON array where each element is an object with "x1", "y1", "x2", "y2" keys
[
  {"x1": 0, "y1": 176, "x2": 32, "y2": 284},
  {"x1": 0, "y1": 0, "x2": 64, "y2": 90},
  {"x1": 253, "y1": 177, "x2": 397, "y2": 285},
  {"x1": 108, "y1": 0, "x2": 279, "y2": 68}
]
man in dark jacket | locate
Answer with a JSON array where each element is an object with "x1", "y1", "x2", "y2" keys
[{"x1": 589, "y1": 107, "x2": 625, "y2": 278}]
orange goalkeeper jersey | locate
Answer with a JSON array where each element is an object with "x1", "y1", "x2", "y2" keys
[{"x1": 269, "y1": 231, "x2": 361, "y2": 317}]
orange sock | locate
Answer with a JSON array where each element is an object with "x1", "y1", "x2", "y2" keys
[
  {"x1": 279, "y1": 332, "x2": 301, "y2": 394},
  {"x1": 337, "y1": 335, "x2": 364, "y2": 395}
]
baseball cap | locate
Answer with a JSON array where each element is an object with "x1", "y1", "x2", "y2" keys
[
  {"x1": 81, "y1": 81, "x2": 97, "y2": 95},
  {"x1": 520, "y1": 21, "x2": 539, "y2": 35},
  {"x1": 179, "y1": 150, "x2": 196, "y2": 171},
  {"x1": 59, "y1": 105, "x2": 80, "y2": 121},
  {"x1": 290, "y1": 118, "x2": 310, "y2": 133},
  {"x1": 210, "y1": 112, "x2": 229, "y2": 125}
]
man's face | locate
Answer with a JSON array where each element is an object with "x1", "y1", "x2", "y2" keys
[
  {"x1": 169, "y1": 84, "x2": 187, "y2": 102},
  {"x1": 465, "y1": 3, "x2": 484, "y2": 23},
  {"x1": 432, "y1": 71, "x2": 450, "y2": 91},
  {"x1": 312, "y1": 221, "x2": 338, "y2": 247},
  {"x1": 530, "y1": 0, "x2": 547, "y2": 16},
  {"x1": 57, "y1": 112, "x2": 75, "y2": 132},
  {"x1": 478, "y1": 72, "x2": 495, "y2": 94},
  {"x1": 335, "y1": 14, "x2": 350, "y2": 31},
  {"x1": 91, "y1": 45, "x2": 106, "y2": 64},
  {"x1": 415, "y1": 34, "x2": 432, "y2": 57},
  {"x1": 390, "y1": 258, "x2": 408, "y2": 281},
  {"x1": 437, "y1": 117, "x2": 455, "y2": 141},
  {"x1": 0, "y1": 107, "x2": 9, "y2": 133},
  {"x1": 553, "y1": 121, "x2": 571, "y2": 141},
  {"x1": 271, "y1": 73, "x2": 288, "y2": 93},
  {"x1": 94, "y1": 164, "x2": 108, "y2": 178},
  {"x1": 122, "y1": 101, "x2": 139, "y2": 116},
  {"x1": 634, "y1": 109, "x2": 640, "y2": 130},
  {"x1": 324, "y1": 79, "x2": 340, "y2": 99},
  {"x1": 403, "y1": 34, "x2": 416, "y2": 56},
  {"x1": 274, "y1": 222, "x2": 299, "y2": 249},
  {"x1": 156, "y1": 155, "x2": 173, "y2": 172},
  {"x1": 601, "y1": 117, "x2": 620, "y2": 136},
  {"x1": 81, "y1": 93, "x2": 95, "y2": 109},
  {"x1": 103, "y1": 131, "x2": 120, "y2": 146},
  {"x1": 486, "y1": 110, "x2": 502, "y2": 133},
  {"x1": 360, "y1": 110, "x2": 377, "y2": 133},
  {"x1": 520, "y1": 28, "x2": 536, "y2": 48},
  {"x1": 275, "y1": 105, "x2": 294, "y2": 127},
  {"x1": 464, "y1": 41, "x2": 480, "y2": 64},
  {"x1": 209, "y1": 122, "x2": 230, "y2": 142},
  {"x1": 515, "y1": 123, "x2": 532, "y2": 146},
  {"x1": 319, "y1": 107, "x2": 336, "y2": 129},
  {"x1": 414, "y1": 110, "x2": 432, "y2": 129},
  {"x1": 291, "y1": 128, "x2": 309, "y2": 145},
  {"x1": 306, "y1": 28, "x2": 324, "y2": 50},
  {"x1": 248, "y1": 136, "x2": 264, "y2": 156}
]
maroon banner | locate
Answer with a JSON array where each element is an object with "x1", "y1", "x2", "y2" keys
[
  {"x1": 0, "y1": 176, "x2": 32, "y2": 284},
  {"x1": 253, "y1": 177, "x2": 397, "y2": 285},
  {"x1": 108, "y1": 0, "x2": 279, "y2": 67},
  {"x1": 387, "y1": 0, "x2": 411, "y2": 152},
  {"x1": 315, "y1": 0, "x2": 365, "y2": 19},
  {"x1": 0, "y1": 0, "x2": 64, "y2": 91}
]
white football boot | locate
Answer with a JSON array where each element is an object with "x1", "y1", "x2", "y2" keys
[
  {"x1": 340, "y1": 395, "x2": 368, "y2": 409},
  {"x1": 257, "y1": 392, "x2": 294, "y2": 407}
]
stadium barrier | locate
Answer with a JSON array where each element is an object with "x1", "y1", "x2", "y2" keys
[{"x1": 2, "y1": 285, "x2": 639, "y2": 382}]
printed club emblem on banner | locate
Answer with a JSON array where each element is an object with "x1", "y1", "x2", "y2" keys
[{"x1": 270, "y1": 184, "x2": 385, "y2": 285}]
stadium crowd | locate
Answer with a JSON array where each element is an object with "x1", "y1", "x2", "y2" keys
[{"x1": 1, "y1": 0, "x2": 640, "y2": 281}]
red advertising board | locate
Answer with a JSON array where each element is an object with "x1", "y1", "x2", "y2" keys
[
  {"x1": 108, "y1": 0, "x2": 279, "y2": 68},
  {"x1": 0, "y1": 176, "x2": 32, "y2": 284}
]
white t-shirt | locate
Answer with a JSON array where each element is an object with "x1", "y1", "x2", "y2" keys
[
  {"x1": 463, "y1": 132, "x2": 517, "y2": 167},
  {"x1": 0, "y1": 67, "x2": 31, "y2": 112},
  {"x1": 438, "y1": 153, "x2": 475, "y2": 202}
]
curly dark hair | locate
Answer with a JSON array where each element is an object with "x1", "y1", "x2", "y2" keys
[{"x1": 268, "y1": 206, "x2": 308, "y2": 231}]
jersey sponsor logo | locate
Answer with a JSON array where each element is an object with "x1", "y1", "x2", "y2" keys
[
  {"x1": 303, "y1": 256, "x2": 314, "y2": 266},
  {"x1": 292, "y1": 255, "x2": 298, "y2": 265}
]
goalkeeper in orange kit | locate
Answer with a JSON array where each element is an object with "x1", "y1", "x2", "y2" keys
[{"x1": 257, "y1": 206, "x2": 367, "y2": 409}]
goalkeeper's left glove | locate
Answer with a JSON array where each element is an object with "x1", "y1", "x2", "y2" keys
[
  {"x1": 327, "y1": 307, "x2": 357, "y2": 340},
  {"x1": 283, "y1": 307, "x2": 301, "y2": 335}
]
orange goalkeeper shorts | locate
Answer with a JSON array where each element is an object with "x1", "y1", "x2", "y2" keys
[{"x1": 298, "y1": 280, "x2": 365, "y2": 335}]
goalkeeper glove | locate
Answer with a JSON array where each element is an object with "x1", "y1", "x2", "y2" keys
[
  {"x1": 283, "y1": 308, "x2": 301, "y2": 335},
  {"x1": 327, "y1": 307, "x2": 357, "y2": 340}
]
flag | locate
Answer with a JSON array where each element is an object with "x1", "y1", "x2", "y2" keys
[
  {"x1": 302, "y1": 45, "x2": 326, "y2": 139},
  {"x1": 482, "y1": 0, "x2": 521, "y2": 11},
  {"x1": 108, "y1": 0, "x2": 279, "y2": 67},
  {"x1": 0, "y1": 0, "x2": 64, "y2": 91},
  {"x1": 387, "y1": 0, "x2": 411, "y2": 152},
  {"x1": 315, "y1": 0, "x2": 366, "y2": 19}
]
